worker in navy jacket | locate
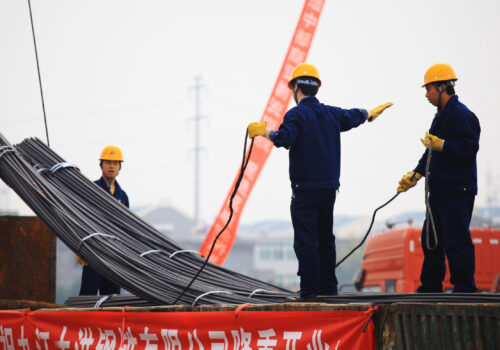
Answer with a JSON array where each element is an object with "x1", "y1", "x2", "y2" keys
[
  {"x1": 77, "y1": 145, "x2": 129, "y2": 295},
  {"x1": 398, "y1": 63, "x2": 480, "y2": 293},
  {"x1": 248, "y1": 63, "x2": 393, "y2": 300}
]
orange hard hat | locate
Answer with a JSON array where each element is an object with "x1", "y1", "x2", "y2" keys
[
  {"x1": 99, "y1": 145, "x2": 124, "y2": 162},
  {"x1": 422, "y1": 63, "x2": 458, "y2": 87},
  {"x1": 288, "y1": 63, "x2": 321, "y2": 89}
]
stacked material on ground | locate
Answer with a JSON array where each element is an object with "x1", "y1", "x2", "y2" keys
[
  {"x1": 0, "y1": 135, "x2": 292, "y2": 305},
  {"x1": 64, "y1": 291, "x2": 500, "y2": 308}
]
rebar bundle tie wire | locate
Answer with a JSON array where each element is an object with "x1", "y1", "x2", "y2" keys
[
  {"x1": 50, "y1": 162, "x2": 77, "y2": 173},
  {"x1": 0, "y1": 146, "x2": 16, "y2": 159},
  {"x1": 249, "y1": 288, "x2": 267, "y2": 298},
  {"x1": 192, "y1": 291, "x2": 233, "y2": 306},
  {"x1": 94, "y1": 295, "x2": 110, "y2": 308},
  {"x1": 140, "y1": 249, "x2": 162, "y2": 257},
  {"x1": 169, "y1": 249, "x2": 198, "y2": 259},
  {"x1": 78, "y1": 232, "x2": 121, "y2": 251},
  {"x1": 0, "y1": 134, "x2": 292, "y2": 306}
]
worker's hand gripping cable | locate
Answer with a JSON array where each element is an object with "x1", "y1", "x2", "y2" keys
[
  {"x1": 423, "y1": 138, "x2": 438, "y2": 251},
  {"x1": 248, "y1": 121, "x2": 267, "y2": 138},
  {"x1": 172, "y1": 129, "x2": 255, "y2": 305}
]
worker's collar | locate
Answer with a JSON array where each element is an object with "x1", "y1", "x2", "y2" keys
[
  {"x1": 97, "y1": 176, "x2": 122, "y2": 192},
  {"x1": 438, "y1": 95, "x2": 458, "y2": 116},
  {"x1": 298, "y1": 95, "x2": 318, "y2": 104}
]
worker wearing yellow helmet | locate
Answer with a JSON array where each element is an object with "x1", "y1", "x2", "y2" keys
[
  {"x1": 77, "y1": 145, "x2": 129, "y2": 295},
  {"x1": 397, "y1": 63, "x2": 480, "y2": 293},
  {"x1": 248, "y1": 63, "x2": 393, "y2": 301}
]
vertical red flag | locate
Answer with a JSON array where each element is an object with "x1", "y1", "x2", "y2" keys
[{"x1": 200, "y1": 0, "x2": 326, "y2": 265}]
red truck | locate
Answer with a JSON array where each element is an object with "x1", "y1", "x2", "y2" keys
[{"x1": 355, "y1": 227, "x2": 500, "y2": 292}]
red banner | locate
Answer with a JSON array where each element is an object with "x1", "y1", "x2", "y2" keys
[
  {"x1": 0, "y1": 308, "x2": 375, "y2": 349},
  {"x1": 200, "y1": 0, "x2": 326, "y2": 265}
]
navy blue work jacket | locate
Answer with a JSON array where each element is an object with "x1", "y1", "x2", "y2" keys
[
  {"x1": 414, "y1": 96, "x2": 480, "y2": 194},
  {"x1": 95, "y1": 177, "x2": 129, "y2": 208},
  {"x1": 270, "y1": 96, "x2": 367, "y2": 189}
]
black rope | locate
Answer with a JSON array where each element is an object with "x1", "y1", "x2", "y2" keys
[
  {"x1": 27, "y1": 0, "x2": 50, "y2": 146},
  {"x1": 173, "y1": 130, "x2": 255, "y2": 304}
]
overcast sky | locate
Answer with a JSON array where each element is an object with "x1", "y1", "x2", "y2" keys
[{"x1": 1, "y1": 0, "x2": 499, "y2": 227}]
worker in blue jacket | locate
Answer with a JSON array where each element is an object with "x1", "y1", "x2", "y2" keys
[
  {"x1": 77, "y1": 145, "x2": 129, "y2": 295},
  {"x1": 397, "y1": 63, "x2": 480, "y2": 293},
  {"x1": 248, "y1": 63, "x2": 393, "y2": 300}
]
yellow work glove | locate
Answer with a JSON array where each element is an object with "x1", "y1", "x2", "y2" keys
[
  {"x1": 421, "y1": 131, "x2": 444, "y2": 151},
  {"x1": 75, "y1": 255, "x2": 88, "y2": 267},
  {"x1": 397, "y1": 171, "x2": 422, "y2": 193},
  {"x1": 248, "y1": 121, "x2": 267, "y2": 138},
  {"x1": 368, "y1": 102, "x2": 393, "y2": 122}
]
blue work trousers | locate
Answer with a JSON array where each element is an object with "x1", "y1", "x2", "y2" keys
[
  {"x1": 290, "y1": 188, "x2": 338, "y2": 296},
  {"x1": 418, "y1": 191, "x2": 477, "y2": 293},
  {"x1": 79, "y1": 265, "x2": 121, "y2": 296}
]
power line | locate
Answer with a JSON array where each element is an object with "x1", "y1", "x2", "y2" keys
[{"x1": 27, "y1": 0, "x2": 50, "y2": 146}]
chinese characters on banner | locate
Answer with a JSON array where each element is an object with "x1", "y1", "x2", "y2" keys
[
  {"x1": 0, "y1": 309, "x2": 375, "y2": 349},
  {"x1": 200, "y1": 0, "x2": 326, "y2": 265}
]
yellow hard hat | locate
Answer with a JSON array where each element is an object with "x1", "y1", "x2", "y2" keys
[
  {"x1": 288, "y1": 63, "x2": 321, "y2": 89},
  {"x1": 422, "y1": 63, "x2": 458, "y2": 87},
  {"x1": 99, "y1": 145, "x2": 124, "y2": 162}
]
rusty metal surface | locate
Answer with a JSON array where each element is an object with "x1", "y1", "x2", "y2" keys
[
  {"x1": 375, "y1": 303, "x2": 500, "y2": 350},
  {"x1": 0, "y1": 216, "x2": 56, "y2": 302},
  {"x1": 0, "y1": 298, "x2": 64, "y2": 310}
]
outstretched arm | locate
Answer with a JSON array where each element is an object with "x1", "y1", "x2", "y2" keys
[{"x1": 367, "y1": 102, "x2": 393, "y2": 122}]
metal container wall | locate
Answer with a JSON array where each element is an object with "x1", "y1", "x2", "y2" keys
[
  {"x1": 0, "y1": 216, "x2": 56, "y2": 302},
  {"x1": 377, "y1": 303, "x2": 500, "y2": 350}
]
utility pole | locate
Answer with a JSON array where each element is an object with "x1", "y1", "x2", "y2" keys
[{"x1": 190, "y1": 76, "x2": 205, "y2": 227}]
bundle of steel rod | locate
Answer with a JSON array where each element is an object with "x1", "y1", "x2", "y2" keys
[
  {"x1": 0, "y1": 134, "x2": 293, "y2": 305},
  {"x1": 65, "y1": 292, "x2": 500, "y2": 308},
  {"x1": 316, "y1": 292, "x2": 500, "y2": 304}
]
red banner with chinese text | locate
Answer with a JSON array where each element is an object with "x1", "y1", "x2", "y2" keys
[
  {"x1": 200, "y1": 0, "x2": 326, "y2": 265},
  {"x1": 0, "y1": 309, "x2": 375, "y2": 349}
]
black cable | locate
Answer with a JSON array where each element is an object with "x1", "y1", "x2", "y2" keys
[
  {"x1": 336, "y1": 192, "x2": 400, "y2": 267},
  {"x1": 173, "y1": 130, "x2": 255, "y2": 304},
  {"x1": 26, "y1": 0, "x2": 50, "y2": 146},
  {"x1": 424, "y1": 140, "x2": 438, "y2": 250},
  {"x1": 336, "y1": 146, "x2": 437, "y2": 267}
]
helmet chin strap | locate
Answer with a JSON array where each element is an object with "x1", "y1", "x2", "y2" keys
[
  {"x1": 434, "y1": 82, "x2": 444, "y2": 111},
  {"x1": 291, "y1": 83, "x2": 299, "y2": 105}
]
